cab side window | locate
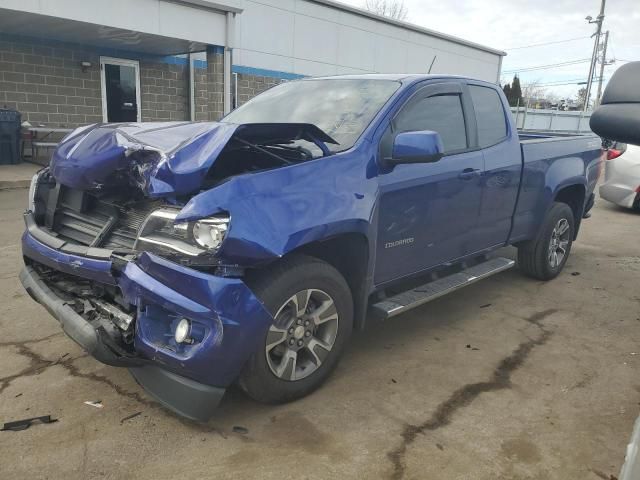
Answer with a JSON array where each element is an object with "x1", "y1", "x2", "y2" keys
[
  {"x1": 394, "y1": 94, "x2": 468, "y2": 153},
  {"x1": 469, "y1": 85, "x2": 508, "y2": 147}
]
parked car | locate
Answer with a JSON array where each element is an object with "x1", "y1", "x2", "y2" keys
[
  {"x1": 599, "y1": 142, "x2": 640, "y2": 210},
  {"x1": 19, "y1": 74, "x2": 603, "y2": 421}
]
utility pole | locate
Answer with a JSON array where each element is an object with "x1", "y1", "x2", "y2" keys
[
  {"x1": 595, "y1": 30, "x2": 610, "y2": 106},
  {"x1": 583, "y1": 0, "x2": 606, "y2": 111}
]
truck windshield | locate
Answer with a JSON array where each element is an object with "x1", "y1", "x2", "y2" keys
[{"x1": 222, "y1": 79, "x2": 401, "y2": 155}]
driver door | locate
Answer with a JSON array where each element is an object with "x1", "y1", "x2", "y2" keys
[{"x1": 374, "y1": 82, "x2": 484, "y2": 285}]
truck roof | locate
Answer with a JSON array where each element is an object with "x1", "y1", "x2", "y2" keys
[{"x1": 303, "y1": 73, "x2": 487, "y2": 84}]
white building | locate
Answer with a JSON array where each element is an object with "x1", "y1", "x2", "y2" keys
[{"x1": 233, "y1": 0, "x2": 504, "y2": 81}]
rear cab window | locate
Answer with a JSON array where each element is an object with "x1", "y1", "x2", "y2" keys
[{"x1": 468, "y1": 85, "x2": 508, "y2": 147}]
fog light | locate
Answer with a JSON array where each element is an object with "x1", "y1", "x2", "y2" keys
[{"x1": 174, "y1": 318, "x2": 192, "y2": 344}]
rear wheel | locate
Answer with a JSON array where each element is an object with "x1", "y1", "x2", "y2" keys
[
  {"x1": 517, "y1": 202, "x2": 575, "y2": 280},
  {"x1": 239, "y1": 255, "x2": 353, "y2": 404}
]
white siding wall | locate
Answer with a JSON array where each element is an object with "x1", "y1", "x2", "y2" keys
[
  {"x1": 0, "y1": 0, "x2": 230, "y2": 47},
  {"x1": 234, "y1": 0, "x2": 502, "y2": 81}
]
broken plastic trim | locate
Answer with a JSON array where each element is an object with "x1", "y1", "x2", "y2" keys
[
  {"x1": 92, "y1": 298, "x2": 134, "y2": 331},
  {"x1": 1, "y1": 415, "x2": 58, "y2": 432}
]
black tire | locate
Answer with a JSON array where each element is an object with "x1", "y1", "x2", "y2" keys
[
  {"x1": 238, "y1": 254, "x2": 353, "y2": 404},
  {"x1": 517, "y1": 202, "x2": 575, "y2": 280}
]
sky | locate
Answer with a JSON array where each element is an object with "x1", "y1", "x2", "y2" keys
[{"x1": 337, "y1": 0, "x2": 639, "y2": 101}]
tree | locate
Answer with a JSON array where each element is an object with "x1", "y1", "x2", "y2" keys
[
  {"x1": 576, "y1": 88, "x2": 588, "y2": 109},
  {"x1": 510, "y1": 75, "x2": 523, "y2": 107},
  {"x1": 521, "y1": 79, "x2": 547, "y2": 103},
  {"x1": 503, "y1": 83, "x2": 512, "y2": 103},
  {"x1": 363, "y1": 0, "x2": 408, "y2": 20}
]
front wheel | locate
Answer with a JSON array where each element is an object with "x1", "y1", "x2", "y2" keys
[
  {"x1": 517, "y1": 202, "x2": 575, "y2": 280},
  {"x1": 239, "y1": 255, "x2": 353, "y2": 404}
]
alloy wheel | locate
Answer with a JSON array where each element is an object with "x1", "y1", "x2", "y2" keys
[
  {"x1": 265, "y1": 289, "x2": 339, "y2": 381},
  {"x1": 548, "y1": 218, "x2": 570, "y2": 268}
]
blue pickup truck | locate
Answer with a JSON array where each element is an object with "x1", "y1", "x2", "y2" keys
[{"x1": 20, "y1": 74, "x2": 603, "y2": 420}]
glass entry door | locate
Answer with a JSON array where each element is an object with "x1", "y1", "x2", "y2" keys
[{"x1": 100, "y1": 57, "x2": 141, "y2": 123}]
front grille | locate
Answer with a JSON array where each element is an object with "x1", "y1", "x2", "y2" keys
[{"x1": 51, "y1": 187, "x2": 162, "y2": 250}]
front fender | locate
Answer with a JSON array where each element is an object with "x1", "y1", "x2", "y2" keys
[{"x1": 177, "y1": 152, "x2": 377, "y2": 266}]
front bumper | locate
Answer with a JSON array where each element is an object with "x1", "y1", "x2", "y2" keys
[
  {"x1": 20, "y1": 219, "x2": 273, "y2": 421},
  {"x1": 20, "y1": 265, "x2": 143, "y2": 367}
]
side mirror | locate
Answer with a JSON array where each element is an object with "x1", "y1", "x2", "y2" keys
[
  {"x1": 590, "y1": 61, "x2": 640, "y2": 146},
  {"x1": 389, "y1": 130, "x2": 444, "y2": 165}
]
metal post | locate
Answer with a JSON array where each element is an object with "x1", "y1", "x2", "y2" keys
[
  {"x1": 223, "y1": 12, "x2": 235, "y2": 115},
  {"x1": 233, "y1": 72, "x2": 238, "y2": 110},
  {"x1": 514, "y1": 97, "x2": 520, "y2": 129},
  {"x1": 584, "y1": 0, "x2": 606, "y2": 111},
  {"x1": 548, "y1": 110, "x2": 554, "y2": 130},
  {"x1": 577, "y1": 110, "x2": 583, "y2": 133},
  {"x1": 595, "y1": 30, "x2": 610, "y2": 106},
  {"x1": 522, "y1": 99, "x2": 530, "y2": 130},
  {"x1": 188, "y1": 53, "x2": 195, "y2": 121}
]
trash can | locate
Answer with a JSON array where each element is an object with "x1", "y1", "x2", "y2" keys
[{"x1": 0, "y1": 108, "x2": 22, "y2": 165}]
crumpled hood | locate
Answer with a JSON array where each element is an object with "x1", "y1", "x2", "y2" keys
[
  {"x1": 50, "y1": 121, "x2": 337, "y2": 198},
  {"x1": 50, "y1": 122, "x2": 238, "y2": 197}
]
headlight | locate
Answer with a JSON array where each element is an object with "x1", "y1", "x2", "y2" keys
[
  {"x1": 135, "y1": 208, "x2": 229, "y2": 258},
  {"x1": 192, "y1": 218, "x2": 228, "y2": 249}
]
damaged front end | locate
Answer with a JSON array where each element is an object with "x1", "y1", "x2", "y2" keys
[
  {"x1": 21, "y1": 161, "x2": 274, "y2": 420},
  {"x1": 19, "y1": 119, "x2": 346, "y2": 419}
]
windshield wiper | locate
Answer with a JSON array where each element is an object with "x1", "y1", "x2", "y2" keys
[
  {"x1": 233, "y1": 137, "x2": 293, "y2": 165},
  {"x1": 266, "y1": 143, "x2": 315, "y2": 160}
]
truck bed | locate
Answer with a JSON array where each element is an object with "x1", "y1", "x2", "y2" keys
[
  {"x1": 508, "y1": 131, "x2": 603, "y2": 244},
  {"x1": 518, "y1": 131, "x2": 599, "y2": 142}
]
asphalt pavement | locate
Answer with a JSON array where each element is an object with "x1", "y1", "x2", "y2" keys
[{"x1": 1, "y1": 187, "x2": 639, "y2": 480}]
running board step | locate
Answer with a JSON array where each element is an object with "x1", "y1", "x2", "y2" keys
[{"x1": 371, "y1": 257, "x2": 515, "y2": 319}]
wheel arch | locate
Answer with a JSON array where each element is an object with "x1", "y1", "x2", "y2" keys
[
  {"x1": 553, "y1": 183, "x2": 586, "y2": 239},
  {"x1": 290, "y1": 233, "x2": 371, "y2": 331}
]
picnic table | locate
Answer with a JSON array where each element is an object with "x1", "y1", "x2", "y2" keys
[{"x1": 22, "y1": 126, "x2": 73, "y2": 162}]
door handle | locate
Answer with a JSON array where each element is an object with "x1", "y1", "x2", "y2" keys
[{"x1": 458, "y1": 168, "x2": 482, "y2": 180}]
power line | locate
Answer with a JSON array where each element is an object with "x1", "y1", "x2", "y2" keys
[
  {"x1": 504, "y1": 36, "x2": 591, "y2": 51},
  {"x1": 532, "y1": 77, "x2": 608, "y2": 87},
  {"x1": 506, "y1": 76, "x2": 606, "y2": 87},
  {"x1": 502, "y1": 58, "x2": 591, "y2": 74}
]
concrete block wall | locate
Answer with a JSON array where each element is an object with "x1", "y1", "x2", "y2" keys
[
  {"x1": 206, "y1": 48, "x2": 225, "y2": 121},
  {"x1": 0, "y1": 35, "x2": 293, "y2": 130},
  {"x1": 235, "y1": 72, "x2": 284, "y2": 106},
  {"x1": 193, "y1": 64, "x2": 210, "y2": 122},
  {"x1": 0, "y1": 37, "x2": 103, "y2": 127},
  {"x1": 0, "y1": 36, "x2": 206, "y2": 128},
  {"x1": 139, "y1": 61, "x2": 189, "y2": 122}
]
